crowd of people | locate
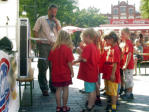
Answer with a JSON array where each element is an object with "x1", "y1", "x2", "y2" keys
[
  {"x1": 47, "y1": 27, "x2": 142, "y2": 112},
  {"x1": 33, "y1": 3, "x2": 145, "y2": 112},
  {"x1": 73, "y1": 28, "x2": 136, "y2": 112}
]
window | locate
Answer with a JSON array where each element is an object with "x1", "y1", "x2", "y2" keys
[
  {"x1": 120, "y1": 7, "x2": 126, "y2": 13},
  {"x1": 113, "y1": 16, "x2": 119, "y2": 19},
  {"x1": 120, "y1": 16, "x2": 127, "y2": 19},
  {"x1": 128, "y1": 16, "x2": 134, "y2": 19},
  {"x1": 129, "y1": 8, "x2": 134, "y2": 15},
  {"x1": 113, "y1": 8, "x2": 118, "y2": 15}
]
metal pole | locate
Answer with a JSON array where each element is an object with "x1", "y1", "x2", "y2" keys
[
  {"x1": 34, "y1": 0, "x2": 37, "y2": 21},
  {"x1": 16, "y1": 0, "x2": 19, "y2": 51},
  {"x1": 6, "y1": 16, "x2": 9, "y2": 37}
]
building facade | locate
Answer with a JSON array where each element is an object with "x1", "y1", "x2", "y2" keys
[{"x1": 104, "y1": 1, "x2": 141, "y2": 20}]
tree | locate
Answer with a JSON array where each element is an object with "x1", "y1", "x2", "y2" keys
[
  {"x1": 19, "y1": 0, "x2": 108, "y2": 48},
  {"x1": 140, "y1": 0, "x2": 149, "y2": 18},
  {"x1": 20, "y1": 0, "x2": 107, "y2": 28},
  {"x1": 71, "y1": 7, "x2": 108, "y2": 48},
  {"x1": 19, "y1": 0, "x2": 78, "y2": 29},
  {"x1": 73, "y1": 7, "x2": 108, "y2": 27}
]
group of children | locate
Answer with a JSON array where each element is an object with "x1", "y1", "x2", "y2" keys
[{"x1": 48, "y1": 28, "x2": 134, "y2": 112}]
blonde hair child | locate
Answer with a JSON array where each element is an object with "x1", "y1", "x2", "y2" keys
[
  {"x1": 77, "y1": 28, "x2": 100, "y2": 112},
  {"x1": 48, "y1": 30, "x2": 74, "y2": 112}
]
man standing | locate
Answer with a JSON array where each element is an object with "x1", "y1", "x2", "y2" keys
[{"x1": 33, "y1": 4, "x2": 61, "y2": 96}]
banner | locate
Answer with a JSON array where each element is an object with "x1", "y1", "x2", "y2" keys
[
  {"x1": 0, "y1": 51, "x2": 10, "y2": 112},
  {"x1": 110, "y1": 19, "x2": 149, "y2": 24}
]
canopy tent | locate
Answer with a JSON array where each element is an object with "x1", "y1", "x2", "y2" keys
[
  {"x1": 100, "y1": 24, "x2": 149, "y2": 31},
  {"x1": 62, "y1": 24, "x2": 149, "y2": 34},
  {"x1": 62, "y1": 26, "x2": 83, "y2": 34},
  {"x1": 62, "y1": 26, "x2": 104, "y2": 35}
]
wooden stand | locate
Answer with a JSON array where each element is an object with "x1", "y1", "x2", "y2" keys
[{"x1": 16, "y1": 69, "x2": 34, "y2": 107}]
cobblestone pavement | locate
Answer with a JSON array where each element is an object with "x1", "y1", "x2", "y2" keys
[{"x1": 19, "y1": 62, "x2": 149, "y2": 112}]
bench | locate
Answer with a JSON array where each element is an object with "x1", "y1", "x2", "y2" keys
[
  {"x1": 16, "y1": 68, "x2": 34, "y2": 107},
  {"x1": 138, "y1": 61, "x2": 149, "y2": 75}
]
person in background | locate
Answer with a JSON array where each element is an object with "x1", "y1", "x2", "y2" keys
[
  {"x1": 133, "y1": 39, "x2": 143, "y2": 75},
  {"x1": 33, "y1": 4, "x2": 61, "y2": 96},
  {"x1": 120, "y1": 28, "x2": 134, "y2": 100},
  {"x1": 138, "y1": 33, "x2": 144, "y2": 47},
  {"x1": 119, "y1": 39, "x2": 125, "y2": 95},
  {"x1": 48, "y1": 30, "x2": 74, "y2": 112},
  {"x1": 76, "y1": 41, "x2": 86, "y2": 93},
  {"x1": 101, "y1": 35, "x2": 110, "y2": 96},
  {"x1": 95, "y1": 31, "x2": 105, "y2": 106}
]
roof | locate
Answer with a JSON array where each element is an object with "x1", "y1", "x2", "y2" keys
[
  {"x1": 99, "y1": 24, "x2": 149, "y2": 30},
  {"x1": 119, "y1": 1, "x2": 127, "y2": 6}
]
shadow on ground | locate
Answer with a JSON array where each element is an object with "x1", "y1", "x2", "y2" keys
[{"x1": 19, "y1": 80, "x2": 149, "y2": 112}]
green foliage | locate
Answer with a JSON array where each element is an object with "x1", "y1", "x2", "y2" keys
[
  {"x1": 20, "y1": 0, "x2": 107, "y2": 28},
  {"x1": 73, "y1": 7, "x2": 107, "y2": 27},
  {"x1": 140, "y1": 0, "x2": 149, "y2": 18},
  {"x1": 19, "y1": 0, "x2": 108, "y2": 47},
  {"x1": 20, "y1": 0, "x2": 78, "y2": 29}
]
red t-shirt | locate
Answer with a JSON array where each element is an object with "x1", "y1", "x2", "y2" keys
[
  {"x1": 77, "y1": 43, "x2": 99, "y2": 82},
  {"x1": 48, "y1": 44, "x2": 74, "y2": 83},
  {"x1": 102, "y1": 44, "x2": 121, "y2": 83},
  {"x1": 122, "y1": 39, "x2": 134, "y2": 69},
  {"x1": 98, "y1": 51, "x2": 106, "y2": 73},
  {"x1": 120, "y1": 58, "x2": 124, "y2": 69}
]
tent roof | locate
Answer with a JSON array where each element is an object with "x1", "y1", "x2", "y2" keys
[{"x1": 99, "y1": 24, "x2": 149, "y2": 30}]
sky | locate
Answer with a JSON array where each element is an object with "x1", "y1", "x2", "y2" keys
[{"x1": 78, "y1": 0, "x2": 141, "y2": 13}]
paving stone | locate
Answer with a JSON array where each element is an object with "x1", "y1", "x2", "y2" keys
[{"x1": 19, "y1": 63, "x2": 149, "y2": 112}]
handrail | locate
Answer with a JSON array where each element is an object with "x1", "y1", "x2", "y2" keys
[
  {"x1": 28, "y1": 37, "x2": 49, "y2": 60},
  {"x1": 28, "y1": 56, "x2": 47, "y2": 60},
  {"x1": 29, "y1": 37, "x2": 47, "y2": 41}
]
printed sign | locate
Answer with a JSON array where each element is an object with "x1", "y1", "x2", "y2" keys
[
  {"x1": 0, "y1": 51, "x2": 10, "y2": 112},
  {"x1": 110, "y1": 19, "x2": 149, "y2": 24}
]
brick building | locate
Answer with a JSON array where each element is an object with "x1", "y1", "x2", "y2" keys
[{"x1": 104, "y1": 1, "x2": 141, "y2": 20}]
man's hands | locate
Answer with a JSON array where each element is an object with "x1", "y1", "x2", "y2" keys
[
  {"x1": 52, "y1": 17, "x2": 58, "y2": 23},
  {"x1": 52, "y1": 17, "x2": 61, "y2": 31},
  {"x1": 50, "y1": 41, "x2": 55, "y2": 46}
]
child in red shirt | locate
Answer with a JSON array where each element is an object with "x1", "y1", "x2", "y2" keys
[
  {"x1": 75, "y1": 28, "x2": 100, "y2": 112},
  {"x1": 95, "y1": 32, "x2": 106, "y2": 106},
  {"x1": 120, "y1": 28, "x2": 134, "y2": 100},
  {"x1": 48, "y1": 30, "x2": 74, "y2": 112},
  {"x1": 119, "y1": 39, "x2": 125, "y2": 95},
  {"x1": 101, "y1": 35, "x2": 110, "y2": 95},
  {"x1": 102, "y1": 32, "x2": 121, "y2": 112}
]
